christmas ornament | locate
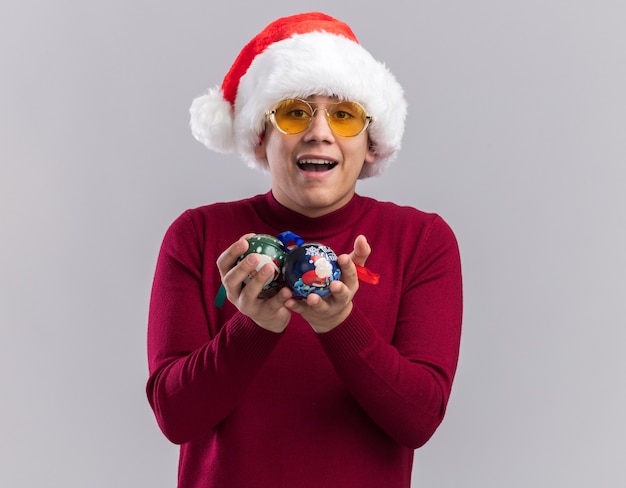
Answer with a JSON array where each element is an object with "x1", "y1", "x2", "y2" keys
[
  {"x1": 237, "y1": 234, "x2": 287, "y2": 291},
  {"x1": 282, "y1": 242, "x2": 341, "y2": 298}
]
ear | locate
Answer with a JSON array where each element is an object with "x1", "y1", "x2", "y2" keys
[
  {"x1": 364, "y1": 140, "x2": 377, "y2": 164},
  {"x1": 253, "y1": 131, "x2": 267, "y2": 161}
]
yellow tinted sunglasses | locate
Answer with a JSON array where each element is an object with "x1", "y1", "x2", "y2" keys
[{"x1": 266, "y1": 98, "x2": 373, "y2": 137}]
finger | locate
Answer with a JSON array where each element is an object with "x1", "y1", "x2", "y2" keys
[
  {"x1": 244, "y1": 259, "x2": 290, "y2": 301},
  {"x1": 216, "y1": 235, "x2": 252, "y2": 277},
  {"x1": 306, "y1": 292, "x2": 324, "y2": 308},
  {"x1": 326, "y1": 279, "x2": 354, "y2": 309},
  {"x1": 223, "y1": 253, "x2": 267, "y2": 292},
  {"x1": 329, "y1": 277, "x2": 350, "y2": 296},
  {"x1": 349, "y1": 234, "x2": 371, "y2": 266},
  {"x1": 337, "y1": 253, "x2": 359, "y2": 288},
  {"x1": 306, "y1": 287, "x2": 348, "y2": 309},
  {"x1": 273, "y1": 285, "x2": 294, "y2": 305}
]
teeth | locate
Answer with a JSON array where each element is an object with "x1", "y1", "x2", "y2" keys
[{"x1": 298, "y1": 158, "x2": 334, "y2": 165}]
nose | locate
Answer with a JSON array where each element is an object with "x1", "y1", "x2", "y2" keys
[{"x1": 303, "y1": 108, "x2": 335, "y2": 142}]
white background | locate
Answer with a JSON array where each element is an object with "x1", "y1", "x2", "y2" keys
[{"x1": 1, "y1": 1, "x2": 625, "y2": 486}]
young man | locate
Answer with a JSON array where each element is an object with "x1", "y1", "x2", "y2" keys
[{"x1": 147, "y1": 12, "x2": 463, "y2": 488}]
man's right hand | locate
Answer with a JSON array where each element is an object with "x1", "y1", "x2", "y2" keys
[{"x1": 216, "y1": 235, "x2": 292, "y2": 333}]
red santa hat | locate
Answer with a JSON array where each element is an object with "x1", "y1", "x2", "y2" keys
[{"x1": 189, "y1": 12, "x2": 406, "y2": 178}]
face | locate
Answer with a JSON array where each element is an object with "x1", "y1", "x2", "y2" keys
[{"x1": 254, "y1": 95, "x2": 376, "y2": 218}]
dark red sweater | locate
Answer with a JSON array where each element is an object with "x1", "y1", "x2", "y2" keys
[{"x1": 146, "y1": 192, "x2": 462, "y2": 487}]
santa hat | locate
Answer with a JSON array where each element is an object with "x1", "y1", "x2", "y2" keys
[{"x1": 189, "y1": 12, "x2": 406, "y2": 179}]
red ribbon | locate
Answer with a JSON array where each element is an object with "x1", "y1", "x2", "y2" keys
[{"x1": 355, "y1": 263, "x2": 380, "y2": 285}]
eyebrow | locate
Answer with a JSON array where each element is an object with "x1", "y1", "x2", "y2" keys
[{"x1": 302, "y1": 95, "x2": 341, "y2": 103}]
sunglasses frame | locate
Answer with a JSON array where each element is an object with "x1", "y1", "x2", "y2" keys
[{"x1": 266, "y1": 98, "x2": 373, "y2": 137}]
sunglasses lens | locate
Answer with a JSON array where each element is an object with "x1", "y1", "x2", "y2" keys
[
  {"x1": 272, "y1": 99, "x2": 313, "y2": 134},
  {"x1": 327, "y1": 101, "x2": 368, "y2": 137},
  {"x1": 270, "y1": 99, "x2": 370, "y2": 136}
]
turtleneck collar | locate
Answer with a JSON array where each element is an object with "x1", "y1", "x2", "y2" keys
[{"x1": 251, "y1": 191, "x2": 372, "y2": 241}]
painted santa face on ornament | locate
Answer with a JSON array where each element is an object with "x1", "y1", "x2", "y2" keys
[{"x1": 282, "y1": 242, "x2": 341, "y2": 298}]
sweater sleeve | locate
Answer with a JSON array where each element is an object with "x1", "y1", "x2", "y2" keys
[
  {"x1": 145, "y1": 211, "x2": 283, "y2": 444},
  {"x1": 317, "y1": 215, "x2": 463, "y2": 449}
]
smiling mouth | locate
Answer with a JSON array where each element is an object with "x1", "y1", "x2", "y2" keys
[{"x1": 297, "y1": 158, "x2": 337, "y2": 172}]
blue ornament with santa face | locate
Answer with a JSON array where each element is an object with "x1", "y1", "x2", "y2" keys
[{"x1": 282, "y1": 242, "x2": 341, "y2": 298}]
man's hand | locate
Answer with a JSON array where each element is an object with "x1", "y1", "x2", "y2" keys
[
  {"x1": 284, "y1": 235, "x2": 371, "y2": 333},
  {"x1": 216, "y1": 235, "x2": 292, "y2": 333}
]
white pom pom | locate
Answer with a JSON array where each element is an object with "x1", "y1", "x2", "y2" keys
[{"x1": 189, "y1": 87, "x2": 235, "y2": 153}]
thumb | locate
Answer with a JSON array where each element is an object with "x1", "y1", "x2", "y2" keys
[{"x1": 350, "y1": 235, "x2": 371, "y2": 266}]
